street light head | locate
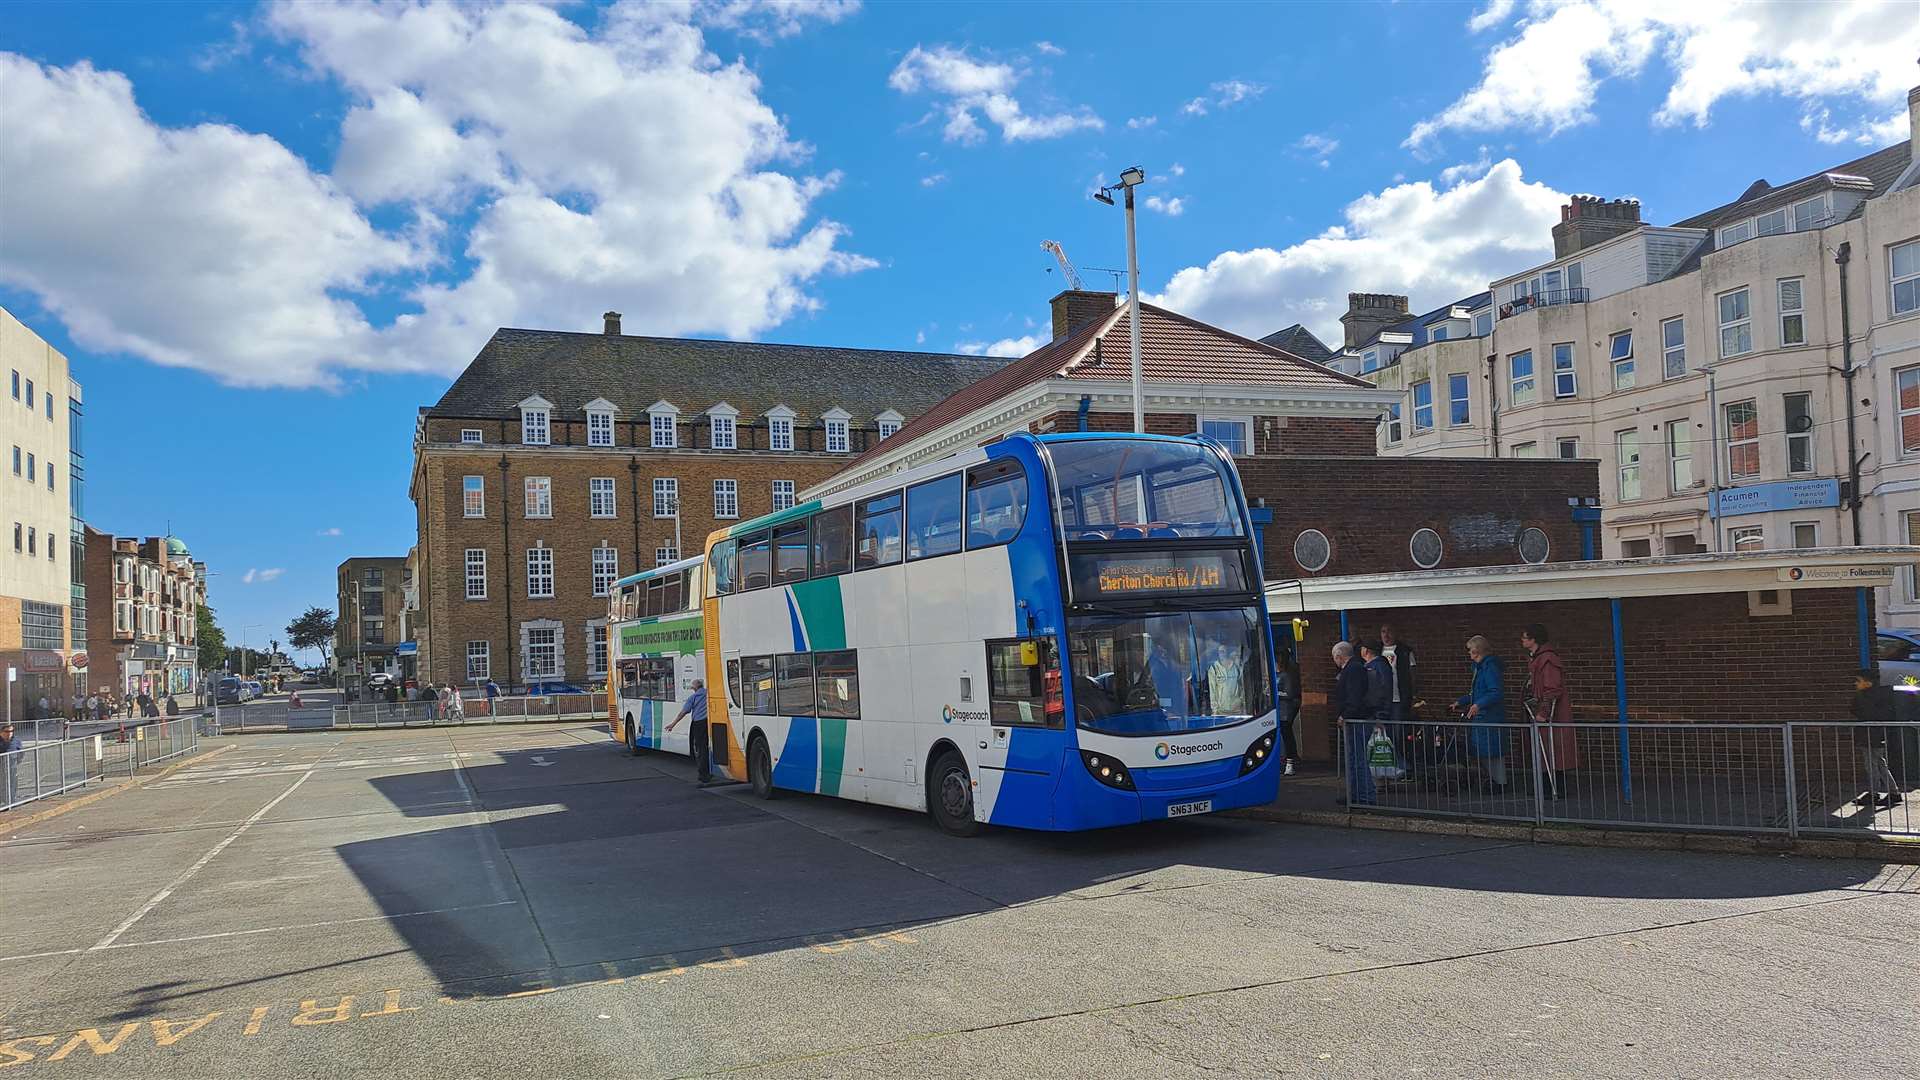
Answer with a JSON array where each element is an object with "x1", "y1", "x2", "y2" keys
[
  {"x1": 1092, "y1": 189, "x2": 1115, "y2": 206},
  {"x1": 1119, "y1": 165, "x2": 1146, "y2": 187}
]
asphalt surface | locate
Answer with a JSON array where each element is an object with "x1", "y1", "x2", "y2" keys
[{"x1": 1, "y1": 723, "x2": 1914, "y2": 1078}]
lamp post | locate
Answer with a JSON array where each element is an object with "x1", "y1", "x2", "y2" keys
[{"x1": 1094, "y1": 165, "x2": 1148, "y2": 433}]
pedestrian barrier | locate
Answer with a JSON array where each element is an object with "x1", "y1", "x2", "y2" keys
[
  {"x1": 1, "y1": 716, "x2": 200, "y2": 813},
  {"x1": 328, "y1": 693, "x2": 607, "y2": 729},
  {"x1": 1335, "y1": 719, "x2": 1920, "y2": 839}
]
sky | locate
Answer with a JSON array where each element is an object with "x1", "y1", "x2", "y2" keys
[{"x1": 3, "y1": 0, "x2": 1916, "y2": 662}]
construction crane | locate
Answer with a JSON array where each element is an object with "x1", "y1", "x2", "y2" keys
[{"x1": 1041, "y1": 239, "x2": 1084, "y2": 290}]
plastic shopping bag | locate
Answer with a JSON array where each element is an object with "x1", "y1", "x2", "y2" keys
[{"x1": 1367, "y1": 726, "x2": 1405, "y2": 780}]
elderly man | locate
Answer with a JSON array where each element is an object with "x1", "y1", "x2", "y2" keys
[{"x1": 1333, "y1": 642, "x2": 1376, "y2": 806}]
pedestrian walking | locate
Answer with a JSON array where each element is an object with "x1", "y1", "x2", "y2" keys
[
  {"x1": 446, "y1": 685, "x2": 466, "y2": 721},
  {"x1": 664, "y1": 679, "x2": 714, "y2": 785},
  {"x1": 1276, "y1": 649, "x2": 1302, "y2": 776},
  {"x1": 1521, "y1": 623, "x2": 1580, "y2": 797},
  {"x1": 1454, "y1": 635, "x2": 1509, "y2": 792},
  {"x1": 1851, "y1": 670, "x2": 1906, "y2": 810},
  {"x1": 1332, "y1": 642, "x2": 1375, "y2": 806},
  {"x1": 484, "y1": 678, "x2": 500, "y2": 700},
  {"x1": 0, "y1": 721, "x2": 18, "y2": 807}
]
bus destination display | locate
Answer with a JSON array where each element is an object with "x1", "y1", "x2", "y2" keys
[{"x1": 1070, "y1": 549, "x2": 1247, "y2": 599}]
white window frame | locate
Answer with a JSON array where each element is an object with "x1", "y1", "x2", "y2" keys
[
  {"x1": 653, "y1": 477, "x2": 678, "y2": 518},
  {"x1": 1447, "y1": 373, "x2": 1470, "y2": 425},
  {"x1": 1661, "y1": 317, "x2": 1686, "y2": 380},
  {"x1": 1756, "y1": 207, "x2": 1789, "y2": 237},
  {"x1": 1792, "y1": 196, "x2": 1825, "y2": 231},
  {"x1": 824, "y1": 410, "x2": 850, "y2": 453},
  {"x1": 1899, "y1": 366, "x2": 1920, "y2": 457},
  {"x1": 1410, "y1": 381, "x2": 1434, "y2": 432},
  {"x1": 877, "y1": 418, "x2": 901, "y2": 440},
  {"x1": 1510, "y1": 350, "x2": 1536, "y2": 407},
  {"x1": 1777, "y1": 278, "x2": 1805, "y2": 347},
  {"x1": 1790, "y1": 521, "x2": 1819, "y2": 549},
  {"x1": 771, "y1": 480, "x2": 796, "y2": 512},
  {"x1": 526, "y1": 546, "x2": 555, "y2": 599},
  {"x1": 1729, "y1": 525, "x2": 1765, "y2": 553},
  {"x1": 710, "y1": 414, "x2": 737, "y2": 450},
  {"x1": 466, "y1": 641, "x2": 490, "y2": 681},
  {"x1": 524, "y1": 476, "x2": 552, "y2": 519},
  {"x1": 1725, "y1": 399, "x2": 1760, "y2": 481},
  {"x1": 587, "y1": 622, "x2": 609, "y2": 677},
  {"x1": 523, "y1": 624, "x2": 560, "y2": 680},
  {"x1": 1783, "y1": 392, "x2": 1814, "y2": 475},
  {"x1": 463, "y1": 475, "x2": 485, "y2": 518},
  {"x1": 520, "y1": 405, "x2": 550, "y2": 446},
  {"x1": 591, "y1": 546, "x2": 618, "y2": 597},
  {"x1": 713, "y1": 478, "x2": 739, "y2": 519},
  {"x1": 1668, "y1": 419, "x2": 1693, "y2": 494},
  {"x1": 1718, "y1": 287, "x2": 1753, "y2": 359},
  {"x1": 1384, "y1": 402, "x2": 1402, "y2": 445},
  {"x1": 1551, "y1": 343, "x2": 1576, "y2": 399},
  {"x1": 589, "y1": 477, "x2": 616, "y2": 518},
  {"x1": 1893, "y1": 239, "x2": 1920, "y2": 318},
  {"x1": 1199, "y1": 416, "x2": 1251, "y2": 455},
  {"x1": 1609, "y1": 331, "x2": 1634, "y2": 391},
  {"x1": 1719, "y1": 221, "x2": 1753, "y2": 247},
  {"x1": 1615, "y1": 429, "x2": 1641, "y2": 502},
  {"x1": 464, "y1": 548, "x2": 488, "y2": 600},
  {"x1": 461, "y1": 429, "x2": 483, "y2": 445},
  {"x1": 1511, "y1": 441, "x2": 1538, "y2": 458},
  {"x1": 768, "y1": 411, "x2": 795, "y2": 452},
  {"x1": 650, "y1": 411, "x2": 677, "y2": 449},
  {"x1": 587, "y1": 410, "x2": 614, "y2": 447},
  {"x1": 655, "y1": 546, "x2": 678, "y2": 567},
  {"x1": 1556, "y1": 437, "x2": 1579, "y2": 459}
]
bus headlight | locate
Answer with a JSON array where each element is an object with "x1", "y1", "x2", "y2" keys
[
  {"x1": 1240, "y1": 733, "x2": 1276, "y2": 776},
  {"x1": 1079, "y1": 750, "x2": 1135, "y2": 791}
]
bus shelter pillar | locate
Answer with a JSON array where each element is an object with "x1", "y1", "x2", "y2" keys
[
  {"x1": 1338, "y1": 610, "x2": 1350, "y2": 642},
  {"x1": 1857, "y1": 587, "x2": 1872, "y2": 669},
  {"x1": 1610, "y1": 597, "x2": 1632, "y2": 803}
]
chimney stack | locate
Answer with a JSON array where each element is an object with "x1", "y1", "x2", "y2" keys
[
  {"x1": 1049, "y1": 290, "x2": 1118, "y2": 341},
  {"x1": 1552, "y1": 196, "x2": 1641, "y2": 258},
  {"x1": 1908, "y1": 84, "x2": 1920, "y2": 150},
  {"x1": 1339, "y1": 293, "x2": 1409, "y2": 350},
  {"x1": 603, "y1": 310, "x2": 623, "y2": 336}
]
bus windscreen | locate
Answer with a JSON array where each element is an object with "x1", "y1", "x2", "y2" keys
[{"x1": 1048, "y1": 439, "x2": 1243, "y2": 540}]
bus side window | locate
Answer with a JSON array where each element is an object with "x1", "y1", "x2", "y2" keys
[
  {"x1": 745, "y1": 655, "x2": 775, "y2": 713},
  {"x1": 772, "y1": 521, "x2": 809, "y2": 585},
  {"x1": 740, "y1": 530, "x2": 772, "y2": 591},
  {"x1": 727, "y1": 657, "x2": 742, "y2": 708},
  {"x1": 712, "y1": 540, "x2": 737, "y2": 595},
  {"x1": 812, "y1": 504, "x2": 854, "y2": 578},
  {"x1": 815, "y1": 650, "x2": 860, "y2": 719},
  {"x1": 966, "y1": 460, "x2": 1028, "y2": 549},
  {"x1": 775, "y1": 653, "x2": 815, "y2": 716},
  {"x1": 905, "y1": 474, "x2": 963, "y2": 561},
  {"x1": 855, "y1": 492, "x2": 902, "y2": 570},
  {"x1": 660, "y1": 570, "x2": 683, "y2": 613}
]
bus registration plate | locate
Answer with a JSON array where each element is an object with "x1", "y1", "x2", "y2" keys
[{"x1": 1167, "y1": 799, "x2": 1213, "y2": 818}]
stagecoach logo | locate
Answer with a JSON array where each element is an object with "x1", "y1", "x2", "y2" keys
[
  {"x1": 942, "y1": 705, "x2": 989, "y2": 724},
  {"x1": 1155, "y1": 740, "x2": 1224, "y2": 760}
]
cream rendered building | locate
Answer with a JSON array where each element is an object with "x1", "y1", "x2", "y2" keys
[
  {"x1": 1, "y1": 306, "x2": 78, "y2": 715},
  {"x1": 1364, "y1": 88, "x2": 1920, "y2": 621}
]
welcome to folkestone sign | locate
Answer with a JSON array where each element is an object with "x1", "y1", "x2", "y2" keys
[{"x1": 619, "y1": 616, "x2": 704, "y2": 658}]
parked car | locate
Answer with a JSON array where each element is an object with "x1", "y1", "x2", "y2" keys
[
  {"x1": 524, "y1": 681, "x2": 587, "y2": 696},
  {"x1": 1875, "y1": 628, "x2": 1920, "y2": 686},
  {"x1": 246, "y1": 680, "x2": 265, "y2": 700},
  {"x1": 216, "y1": 676, "x2": 243, "y2": 705},
  {"x1": 366, "y1": 672, "x2": 393, "y2": 691}
]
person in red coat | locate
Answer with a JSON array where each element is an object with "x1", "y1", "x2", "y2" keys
[{"x1": 1522, "y1": 624, "x2": 1580, "y2": 797}]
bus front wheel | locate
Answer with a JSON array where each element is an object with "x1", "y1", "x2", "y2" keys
[
  {"x1": 625, "y1": 717, "x2": 641, "y2": 756},
  {"x1": 748, "y1": 734, "x2": 777, "y2": 800},
  {"x1": 928, "y1": 750, "x2": 982, "y2": 837}
]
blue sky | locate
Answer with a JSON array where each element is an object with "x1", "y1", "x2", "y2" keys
[{"x1": 3, "y1": 0, "x2": 1914, "y2": 661}]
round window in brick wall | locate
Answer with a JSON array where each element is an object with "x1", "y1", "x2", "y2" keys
[
  {"x1": 1409, "y1": 528, "x2": 1443, "y2": 569},
  {"x1": 1517, "y1": 526, "x2": 1551, "y2": 565},
  {"x1": 1293, "y1": 529, "x2": 1331, "y2": 573}
]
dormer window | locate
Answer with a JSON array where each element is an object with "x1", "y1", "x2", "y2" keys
[
  {"x1": 648, "y1": 401, "x2": 679, "y2": 448},
  {"x1": 766, "y1": 405, "x2": 796, "y2": 452},
  {"x1": 875, "y1": 409, "x2": 904, "y2": 441},
  {"x1": 583, "y1": 398, "x2": 617, "y2": 447},
  {"x1": 518, "y1": 395, "x2": 553, "y2": 445},
  {"x1": 708, "y1": 403, "x2": 739, "y2": 450},
  {"x1": 823, "y1": 407, "x2": 851, "y2": 453},
  {"x1": 461, "y1": 429, "x2": 483, "y2": 445}
]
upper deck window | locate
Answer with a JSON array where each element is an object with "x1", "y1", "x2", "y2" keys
[{"x1": 1049, "y1": 439, "x2": 1242, "y2": 541}]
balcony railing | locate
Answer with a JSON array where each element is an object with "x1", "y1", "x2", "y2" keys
[{"x1": 1498, "y1": 287, "x2": 1590, "y2": 319}]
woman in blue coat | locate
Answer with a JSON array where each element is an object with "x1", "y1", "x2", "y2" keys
[{"x1": 1454, "y1": 635, "x2": 1509, "y2": 792}]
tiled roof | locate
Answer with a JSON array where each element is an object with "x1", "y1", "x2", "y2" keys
[
  {"x1": 842, "y1": 303, "x2": 1373, "y2": 469},
  {"x1": 427, "y1": 329, "x2": 1012, "y2": 421},
  {"x1": 1257, "y1": 324, "x2": 1335, "y2": 364},
  {"x1": 1669, "y1": 140, "x2": 1911, "y2": 230}
]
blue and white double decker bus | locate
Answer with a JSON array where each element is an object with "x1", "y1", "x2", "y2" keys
[{"x1": 699, "y1": 432, "x2": 1281, "y2": 834}]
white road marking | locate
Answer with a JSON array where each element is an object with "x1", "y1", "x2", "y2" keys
[
  {"x1": 88, "y1": 769, "x2": 316, "y2": 951},
  {"x1": 0, "y1": 901, "x2": 521, "y2": 964}
]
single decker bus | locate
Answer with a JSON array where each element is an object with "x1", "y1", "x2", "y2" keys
[
  {"x1": 607, "y1": 555, "x2": 706, "y2": 759},
  {"x1": 698, "y1": 431, "x2": 1281, "y2": 834}
]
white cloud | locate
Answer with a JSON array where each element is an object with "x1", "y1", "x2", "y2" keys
[
  {"x1": 889, "y1": 44, "x2": 1102, "y2": 143},
  {"x1": 1169, "y1": 162, "x2": 1185, "y2": 177},
  {"x1": 1211, "y1": 79, "x2": 1265, "y2": 106},
  {"x1": 1144, "y1": 195, "x2": 1185, "y2": 216},
  {"x1": 1126, "y1": 115, "x2": 1157, "y2": 129},
  {"x1": 956, "y1": 333, "x2": 1045, "y2": 357},
  {"x1": 1035, "y1": 40, "x2": 1064, "y2": 56},
  {"x1": 1148, "y1": 159, "x2": 1565, "y2": 347},
  {"x1": 1180, "y1": 97, "x2": 1208, "y2": 117},
  {"x1": 920, "y1": 172, "x2": 947, "y2": 187},
  {"x1": 1438, "y1": 146, "x2": 1494, "y2": 184},
  {"x1": 1801, "y1": 107, "x2": 1908, "y2": 148},
  {"x1": 242, "y1": 568, "x2": 286, "y2": 584},
  {"x1": 0, "y1": 3, "x2": 871, "y2": 389},
  {"x1": 317, "y1": 527, "x2": 343, "y2": 537},
  {"x1": 1466, "y1": 0, "x2": 1516, "y2": 32},
  {"x1": 1409, "y1": 1, "x2": 1920, "y2": 150},
  {"x1": 690, "y1": 0, "x2": 860, "y2": 41},
  {"x1": 1294, "y1": 133, "x2": 1339, "y2": 167}
]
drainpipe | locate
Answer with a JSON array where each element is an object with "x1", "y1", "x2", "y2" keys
[
  {"x1": 627, "y1": 456, "x2": 641, "y2": 570},
  {"x1": 1075, "y1": 395, "x2": 1092, "y2": 432},
  {"x1": 1485, "y1": 351, "x2": 1500, "y2": 456},
  {"x1": 498, "y1": 454, "x2": 513, "y2": 692},
  {"x1": 1835, "y1": 242, "x2": 1864, "y2": 546}
]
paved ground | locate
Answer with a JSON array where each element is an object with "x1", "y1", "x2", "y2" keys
[{"x1": 1, "y1": 724, "x2": 1914, "y2": 1079}]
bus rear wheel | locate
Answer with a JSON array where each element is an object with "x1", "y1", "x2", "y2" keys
[
  {"x1": 748, "y1": 734, "x2": 777, "y2": 800},
  {"x1": 928, "y1": 750, "x2": 982, "y2": 837}
]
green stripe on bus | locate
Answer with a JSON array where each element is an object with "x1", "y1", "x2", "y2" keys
[
  {"x1": 789, "y1": 577, "x2": 846, "y2": 651},
  {"x1": 817, "y1": 717, "x2": 847, "y2": 796}
]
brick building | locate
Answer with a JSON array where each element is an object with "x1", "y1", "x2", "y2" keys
[
  {"x1": 410, "y1": 312, "x2": 1011, "y2": 690},
  {"x1": 82, "y1": 529, "x2": 204, "y2": 702},
  {"x1": 336, "y1": 555, "x2": 411, "y2": 689}
]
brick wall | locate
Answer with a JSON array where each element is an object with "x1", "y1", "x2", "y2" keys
[
  {"x1": 1286, "y1": 587, "x2": 1864, "y2": 762},
  {"x1": 1243, "y1": 455, "x2": 1598, "y2": 577}
]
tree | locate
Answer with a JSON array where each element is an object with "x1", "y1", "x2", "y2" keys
[
  {"x1": 287, "y1": 607, "x2": 336, "y2": 668},
  {"x1": 196, "y1": 605, "x2": 228, "y2": 673}
]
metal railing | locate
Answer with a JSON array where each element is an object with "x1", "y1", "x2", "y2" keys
[
  {"x1": 1336, "y1": 719, "x2": 1918, "y2": 839},
  {"x1": 2, "y1": 717, "x2": 200, "y2": 812},
  {"x1": 1498, "y1": 287, "x2": 1590, "y2": 318},
  {"x1": 329, "y1": 693, "x2": 607, "y2": 729}
]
